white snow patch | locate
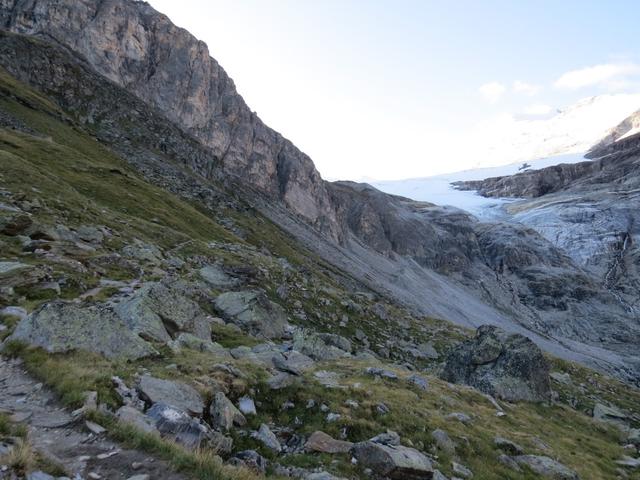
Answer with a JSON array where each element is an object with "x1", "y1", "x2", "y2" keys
[{"x1": 616, "y1": 126, "x2": 640, "y2": 142}]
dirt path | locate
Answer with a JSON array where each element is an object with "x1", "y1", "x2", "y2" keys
[{"x1": 0, "y1": 356, "x2": 186, "y2": 480}]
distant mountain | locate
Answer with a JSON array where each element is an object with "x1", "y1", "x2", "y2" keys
[{"x1": 468, "y1": 94, "x2": 640, "y2": 169}]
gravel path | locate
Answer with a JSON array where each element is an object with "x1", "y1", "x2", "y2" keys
[{"x1": 0, "y1": 356, "x2": 186, "y2": 480}]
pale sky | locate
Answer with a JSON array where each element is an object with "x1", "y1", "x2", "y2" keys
[{"x1": 149, "y1": 0, "x2": 640, "y2": 181}]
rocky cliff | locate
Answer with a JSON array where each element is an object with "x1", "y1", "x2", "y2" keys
[
  {"x1": 0, "y1": 0, "x2": 340, "y2": 239},
  {"x1": 1, "y1": 0, "x2": 639, "y2": 385}
]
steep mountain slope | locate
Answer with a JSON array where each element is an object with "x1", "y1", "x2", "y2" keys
[
  {"x1": 1, "y1": 38, "x2": 640, "y2": 480},
  {"x1": 1, "y1": 5, "x2": 640, "y2": 480},
  {"x1": 455, "y1": 112, "x2": 640, "y2": 341},
  {"x1": 1, "y1": 0, "x2": 639, "y2": 385}
]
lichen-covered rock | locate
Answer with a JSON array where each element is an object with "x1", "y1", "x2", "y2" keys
[
  {"x1": 167, "y1": 333, "x2": 230, "y2": 358},
  {"x1": 114, "y1": 282, "x2": 209, "y2": 343},
  {"x1": 252, "y1": 423, "x2": 281, "y2": 452},
  {"x1": 199, "y1": 265, "x2": 239, "y2": 288},
  {"x1": 209, "y1": 392, "x2": 246, "y2": 431},
  {"x1": 6, "y1": 302, "x2": 156, "y2": 360},
  {"x1": 137, "y1": 375, "x2": 204, "y2": 416},
  {"x1": 351, "y1": 441, "x2": 434, "y2": 479},
  {"x1": 116, "y1": 405, "x2": 157, "y2": 434},
  {"x1": 215, "y1": 291, "x2": 288, "y2": 339},
  {"x1": 440, "y1": 325, "x2": 550, "y2": 402},
  {"x1": 292, "y1": 329, "x2": 351, "y2": 360},
  {"x1": 592, "y1": 403, "x2": 628, "y2": 429}
]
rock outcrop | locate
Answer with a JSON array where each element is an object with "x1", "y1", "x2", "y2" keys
[
  {"x1": 351, "y1": 440, "x2": 434, "y2": 479},
  {"x1": 440, "y1": 325, "x2": 551, "y2": 402},
  {"x1": 0, "y1": 0, "x2": 341, "y2": 239},
  {"x1": 6, "y1": 302, "x2": 156, "y2": 360}
]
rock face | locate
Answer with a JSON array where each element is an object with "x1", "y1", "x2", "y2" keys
[
  {"x1": 440, "y1": 326, "x2": 551, "y2": 402},
  {"x1": 214, "y1": 291, "x2": 288, "y2": 339},
  {"x1": 6, "y1": 302, "x2": 156, "y2": 360},
  {"x1": 351, "y1": 441, "x2": 434, "y2": 480},
  {"x1": 2, "y1": 3, "x2": 639, "y2": 384},
  {"x1": 0, "y1": 0, "x2": 340, "y2": 239}
]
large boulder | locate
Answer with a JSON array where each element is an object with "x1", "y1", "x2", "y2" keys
[
  {"x1": 146, "y1": 403, "x2": 231, "y2": 452},
  {"x1": 292, "y1": 329, "x2": 351, "y2": 360},
  {"x1": 351, "y1": 441, "x2": 434, "y2": 479},
  {"x1": 214, "y1": 291, "x2": 288, "y2": 339},
  {"x1": 137, "y1": 375, "x2": 204, "y2": 416},
  {"x1": 439, "y1": 325, "x2": 550, "y2": 402},
  {"x1": 6, "y1": 302, "x2": 156, "y2": 360},
  {"x1": 114, "y1": 281, "x2": 210, "y2": 343}
]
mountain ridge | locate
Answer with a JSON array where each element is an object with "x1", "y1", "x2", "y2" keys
[{"x1": 1, "y1": 0, "x2": 639, "y2": 386}]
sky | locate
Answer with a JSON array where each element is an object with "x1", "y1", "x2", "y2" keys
[{"x1": 149, "y1": 0, "x2": 640, "y2": 181}]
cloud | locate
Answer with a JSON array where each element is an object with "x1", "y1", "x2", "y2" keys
[
  {"x1": 513, "y1": 80, "x2": 541, "y2": 96},
  {"x1": 555, "y1": 63, "x2": 640, "y2": 90},
  {"x1": 523, "y1": 104, "x2": 553, "y2": 116},
  {"x1": 479, "y1": 81, "x2": 506, "y2": 103}
]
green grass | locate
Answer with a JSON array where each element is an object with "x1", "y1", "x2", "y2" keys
[{"x1": 85, "y1": 411, "x2": 257, "y2": 480}]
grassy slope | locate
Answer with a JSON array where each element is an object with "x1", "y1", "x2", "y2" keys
[{"x1": 1, "y1": 67, "x2": 640, "y2": 480}]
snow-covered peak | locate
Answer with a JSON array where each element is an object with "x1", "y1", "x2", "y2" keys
[{"x1": 468, "y1": 93, "x2": 640, "y2": 169}]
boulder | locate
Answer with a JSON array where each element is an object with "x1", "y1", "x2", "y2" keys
[
  {"x1": 137, "y1": 375, "x2": 204, "y2": 416},
  {"x1": 209, "y1": 392, "x2": 246, "y2": 431},
  {"x1": 431, "y1": 429, "x2": 455, "y2": 454},
  {"x1": 253, "y1": 423, "x2": 281, "y2": 452},
  {"x1": 146, "y1": 403, "x2": 230, "y2": 452},
  {"x1": 304, "y1": 473, "x2": 348, "y2": 480},
  {"x1": 370, "y1": 430, "x2": 401, "y2": 446},
  {"x1": 365, "y1": 367, "x2": 398, "y2": 380},
  {"x1": 272, "y1": 350, "x2": 315, "y2": 375},
  {"x1": 292, "y1": 329, "x2": 351, "y2": 360},
  {"x1": 7, "y1": 302, "x2": 156, "y2": 360},
  {"x1": 215, "y1": 291, "x2": 288, "y2": 339},
  {"x1": 238, "y1": 396, "x2": 257, "y2": 416},
  {"x1": 439, "y1": 325, "x2": 550, "y2": 402},
  {"x1": 351, "y1": 441, "x2": 434, "y2": 479},
  {"x1": 445, "y1": 412, "x2": 472, "y2": 424},
  {"x1": 628, "y1": 429, "x2": 640, "y2": 446},
  {"x1": 494, "y1": 436, "x2": 524, "y2": 455},
  {"x1": 407, "y1": 374, "x2": 429, "y2": 390},
  {"x1": 167, "y1": 333, "x2": 230, "y2": 357},
  {"x1": 514, "y1": 455, "x2": 579, "y2": 479},
  {"x1": 593, "y1": 403, "x2": 628, "y2": 429},
  {"x1": 115, "y1": 405, "x2": 157, "y2": 434},
  {"x1": 199, "y1": 265, "x2": 239, "y2": 288},
  {"x1": 305, "y1": 431, "x2": 353, "y2": 453},
  {"x1": 452, "y1": 462, "x2": 473, "y2": 478},
  {"x1": 114, "y1": 282, "x2": 209, "y2": 343},
  {"x1": 229, "y1": 450, "x2": 268, "y2": 473}
]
